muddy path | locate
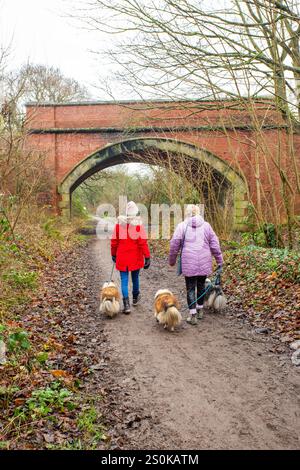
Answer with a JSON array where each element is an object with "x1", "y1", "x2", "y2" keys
[{"x1": 91, "y1": 238, "x2": 299, "y2": 450}]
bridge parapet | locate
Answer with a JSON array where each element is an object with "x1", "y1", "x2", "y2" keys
[{"x1": 26, "y1": 99, "x2": 285, "y2": 132}]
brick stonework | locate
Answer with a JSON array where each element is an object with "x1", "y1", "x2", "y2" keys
[{"x1": 25, "y1": 100, "x2": 300, "y2": 228}]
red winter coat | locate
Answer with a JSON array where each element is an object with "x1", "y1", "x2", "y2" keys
[{"x1": 111, "y1": 217, "x2": 150, "y2": 272}]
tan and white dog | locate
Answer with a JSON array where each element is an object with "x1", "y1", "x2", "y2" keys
[
  {"x1": 99, "y1": 281, "x2": 121, "y2": 318},
  {"x1": 154, "y1": 289, "x2": 182, "y2": 332}
]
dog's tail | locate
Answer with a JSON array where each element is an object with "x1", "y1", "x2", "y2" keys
[
  {"x1": 213, "y1": 292, "x2": 227, "y2": 311},
  {"x1": 100, "y1": 298, "x2": 120, "y2": 317},
  {"x1": 205, "y1": 289, "x2": 217, "y2": 308},
  {"x1": 159, "y1": 301, "x2": 182, "y2": 329}
]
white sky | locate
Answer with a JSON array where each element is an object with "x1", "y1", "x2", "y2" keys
[
  {"x1": 0, "y1": 0, "x2": 279, "y2": 103},
  {"x1": 1, "y1": 0, "x2": 110, "y2": 98}
]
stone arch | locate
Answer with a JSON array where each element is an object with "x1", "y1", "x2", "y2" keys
[{"x1": 58, "y1": 137, "x2": 248, "y2": 229}]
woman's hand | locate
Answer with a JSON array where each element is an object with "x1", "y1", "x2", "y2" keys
[
  {"x1": 144, "y1": 258, "x2": 151, "y2": 269},
  {"x1": 112, "y1": 255, "x2": 116, "y2": 263},
  {"x1": 216, "y1": 264, "x2": 223, "y2": 274}
]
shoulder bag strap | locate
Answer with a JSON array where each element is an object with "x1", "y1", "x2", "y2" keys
[{"x1": 179, "y1": 222, "x2": 189, "y2": 257}]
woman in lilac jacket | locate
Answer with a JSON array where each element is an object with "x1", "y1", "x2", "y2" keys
[{"x1": 169, "y1": 204, "x2": 223, "y2": 325}]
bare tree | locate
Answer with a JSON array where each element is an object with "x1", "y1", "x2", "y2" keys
[
  {"x1": 3, "y1": 63, "x2": 90, "y2": 111},
  {"x1": 0, "y1": 103, "x2": 49, "y2": 238},
  {"x1": 74, "y1": 0, "x2": 300, "y2": 246},
  {"x1": 77, "y1": 0, "x2": 300, "y2": 117},
  {"x1": 0, "y1": 60, "x2": 53, "y2": 237}
]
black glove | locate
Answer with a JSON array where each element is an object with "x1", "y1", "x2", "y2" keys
[
  {"x1": 216, "y1": 264, "x2": 223, "y2": 274},
  {"x1": 112, "y1": 255, "x2": 116, "y2": 263},
  {"x1": 144, "y1": 258, "x2": 151, "y2": 269}
]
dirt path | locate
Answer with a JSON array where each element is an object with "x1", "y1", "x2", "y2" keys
[{"x1": 92, "y1": 238, "x2": 299, "y2": 450}]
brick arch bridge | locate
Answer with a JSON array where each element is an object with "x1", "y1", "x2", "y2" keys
[{"x1": 25, "y1": 99, "x2": 297, "y2": 230}]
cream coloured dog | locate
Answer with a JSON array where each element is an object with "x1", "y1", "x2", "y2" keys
[
  {"x1": 100, "y1": 281, "x2": 120, "y2": 318},
  {"x1": 154, "y1": 289, "x2": 182, "y2": 332}
]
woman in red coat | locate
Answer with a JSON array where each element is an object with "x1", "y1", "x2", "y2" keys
[{"x1": 111, "y1": 201, "x2": 150, "y2": 314}]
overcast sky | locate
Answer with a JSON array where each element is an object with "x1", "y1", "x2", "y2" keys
[{"x1": 1, "y1": 0, "x2": 110, "y2": 98}]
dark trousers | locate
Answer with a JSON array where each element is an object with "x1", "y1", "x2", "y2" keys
[{"x1": 185, "y1": 275, "x2": 207, "y2": 310}]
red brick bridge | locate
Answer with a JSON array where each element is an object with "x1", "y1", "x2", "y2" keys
[{"x1": 25, "y1": 99, "x2": 299, "y2": 229}]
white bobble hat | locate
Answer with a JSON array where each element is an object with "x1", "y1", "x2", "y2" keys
[
  {"x1": 126, "y1": 201, "x2": 139, "y2": 217},
  {"x1": 185, "y1": 204, "x2": 201, "y2": 217}
]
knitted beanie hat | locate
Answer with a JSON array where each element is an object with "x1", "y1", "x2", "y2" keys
[
  {"x1": 126, "y1": 201, "x2": 139, "y2": 217},
  {"x1": 185, "y1": 204, "x2": 201, "y2": 217}
]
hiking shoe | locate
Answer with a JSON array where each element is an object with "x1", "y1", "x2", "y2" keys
[
  {"x1": 186, "y1": 315, "x2": 198, "y2": 326},
  {"x1": 122, "y1": 297, "x2": 131, "y2": 314},
  {"x1": 196, "y1": 308, "x2": 204, "y2": 320},
  {"x1": 132, "y1": 293, "x2": 141, "y2": 306}
]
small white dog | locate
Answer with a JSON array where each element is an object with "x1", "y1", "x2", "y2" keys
[
  {"x1": 204, "y1": 278, "x2": 227, "y2": 311},
  {"x1": 154, "y1": 289, "x2": 182, "y2": 332},
  {"x1": 99, "y1": 281, "x2": 121, "y2": 318}
]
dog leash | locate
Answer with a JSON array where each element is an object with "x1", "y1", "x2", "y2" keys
[
  {"x1": 182, "y1": 284, "x2": 213, "y2": 313},
  {"x1": 182, "y1": 270, "x2": 220, "y2": 312},
  {"x1": 108, "y1": 263, "x2": 115, "y2": 282}
]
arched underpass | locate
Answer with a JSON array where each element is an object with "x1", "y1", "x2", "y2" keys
[{"x1": 58, "y1": 138, "x2": 248, "y2": 229}]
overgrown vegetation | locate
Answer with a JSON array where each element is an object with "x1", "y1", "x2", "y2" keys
[
  {"x1": 0, "y1": 45, "x2": 113, "y2": 450},
  {"x1": 0, "y1": 210, "x2": 86, "y2": 320},
  {"x1": 0, "y1": 212, "x2": 109, "y2": 449},
  {"x1": 224, "y1": 245, "x2": 300, "y2": 342},
  {"x1": 0, "y1": 40, "x2": 117, "y2": 449}
]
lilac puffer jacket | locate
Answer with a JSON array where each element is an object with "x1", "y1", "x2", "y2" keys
[{"x1": 169, "y1": 215, "x2": 223, "y2": 277}]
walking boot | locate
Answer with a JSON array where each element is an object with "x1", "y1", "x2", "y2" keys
[
  {"x1": 196, "y1": 306, "x2": 204, "y2": 320},
  {"x1": 132, "y1": 293, "x2": 141, "y2": 306},
  {"x1": 122, "y1": 297, "x2": 131, "y2": 314},
  {"x1": 186, "y1": 314, "x2": 198, "y2": 326}
]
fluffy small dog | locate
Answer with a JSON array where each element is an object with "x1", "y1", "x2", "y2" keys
[
  {"x1": 204, "y1": 278, "x2": 227, "y2": 311},
  {"x1": 154, "y1": 289, "x2": 182, "y2": 332},
  {"x1": 99, "y1": 281, "x2": 120, "y2": 318}
]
